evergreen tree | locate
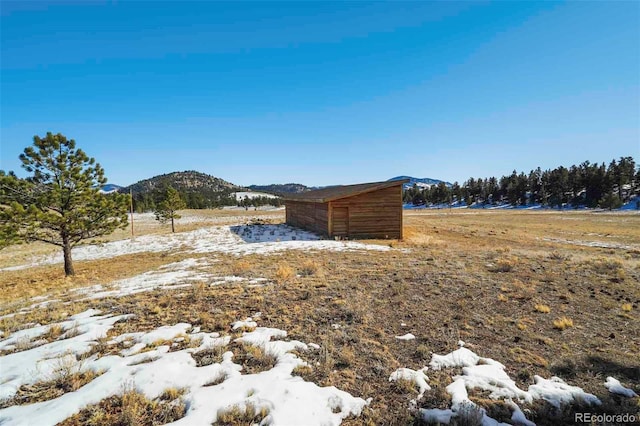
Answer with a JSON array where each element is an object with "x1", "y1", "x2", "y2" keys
[
  {"x1": 154, "y1": 186, "x2": 186, "y2": 233},
  {"x1": 600, "y1": 192, "x2": 623, "y2": 210},
  {"x1": 0, "y1": 133, "x2": 128, "y2": 276}
]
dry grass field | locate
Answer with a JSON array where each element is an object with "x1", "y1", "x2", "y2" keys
[{"x1": 1, "y1": 209, "x2": 638, "y2": 425}]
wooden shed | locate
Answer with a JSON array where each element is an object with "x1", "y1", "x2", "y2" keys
[{"x1": 284, "y1": 179, "x2": 408, "y2": 239}]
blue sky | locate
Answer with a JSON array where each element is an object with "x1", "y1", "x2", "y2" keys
[{"x1": 1, "y1": 1, "x2": 638, "y2": 187}]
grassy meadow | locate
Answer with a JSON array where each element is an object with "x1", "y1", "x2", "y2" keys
[{"x1": 1, "y1": 209, "x2": 638, "y2": 425}]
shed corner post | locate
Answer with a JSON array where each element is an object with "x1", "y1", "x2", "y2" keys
[{"x1": 327, "y1": 201, "x2": 333, "y2": 238}]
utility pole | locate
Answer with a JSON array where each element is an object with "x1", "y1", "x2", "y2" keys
[{"x1": 130, "y1": 188, "x2": 134, "y2": 238}]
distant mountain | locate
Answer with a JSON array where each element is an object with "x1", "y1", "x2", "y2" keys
[
  {"x1": 125, "y1": 171, "x2": 243, "y2": 195},
  {"x1": 99, "y1": 183, "x2": 124, "y2": 194},
  {"x1": 248, "y1": 183, "x2": 311, "y2": 195},
  {"x1": 388, "y1": 176, "x2": 452, "y2": 190}
]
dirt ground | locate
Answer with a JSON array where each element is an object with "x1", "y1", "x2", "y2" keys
[{"x1": 1, "y1": 209, "x2": 638, "y2": 425}]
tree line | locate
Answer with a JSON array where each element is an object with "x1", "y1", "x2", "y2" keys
[
  {"x1": 131, "y1": 189, "x2": 282, "y2": 212},
  {"x1": 404, "y1": 157, "x2": 639, "y2": 209}
]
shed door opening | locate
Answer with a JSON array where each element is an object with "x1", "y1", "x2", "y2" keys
[{"x1": 333, "y1": 207, "x2": 349, "y2": 237}]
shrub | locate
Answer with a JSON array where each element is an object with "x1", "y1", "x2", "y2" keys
[{"x1": 454, "y1": 401, "x2": 484, "y2": 426}]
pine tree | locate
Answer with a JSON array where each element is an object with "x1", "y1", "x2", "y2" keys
[
  {"x1": 0, "y1": 133, "x2": 129, "y2": 276},
  {"x1": 600, "y1": 192, "x2": 623, "y2": 210},
  {"x1": 154, "y1": 186, "x2": 186, "y2": 233}
]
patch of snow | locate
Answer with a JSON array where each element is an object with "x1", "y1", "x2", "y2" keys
[
  {"x1": 419, "y1": 408, "x2": 454, "y2": 424},
  {"x1": 541, "y1": 237, "x2": 638, "y2": 251},
  {"x1": 389, "y1": 367, "x2": 431, "y2": 400},
  {"x1": 604, "y1": 377, "x2": 638, "y2": 398},
  {"x1": 528, "y1": 376, "x2": 600, "y2": 408},
  {"x1": 232, "y1": 191, "x2": 278, "y2": 200},
  {"x1": 3, "y1": 223, "x2": 392, "y2": 272},
  {"x1": 429, "y1": 347, "x2": 480, "y2": 370},
  {"x1": 75, "y1": 258, "x2": 213, "y2": 300},
  {"x1": 231, "y1": 317, "x2": 257, "y2": 330},
  {"x1": 458, "y1": 361, "x2": 531, "y2": 403},
  {"x1": 395, "y1": 333, "x2": 416, "y2": 341},
  {"x1": 506, "y1": 400, "x2": 536, "y2": 426},
  {"x1": 446, "y1": 377, "x2": 471, "y2": 408},
  {"x1": 0, "y1": 309, "x2": 131, "y2": 401},
  {"x1": 404, "y1": 344, "x2": 602, "y2": 426},
  {"x1": 0, "y1": 316, "x2": 369, "y2": 426}
]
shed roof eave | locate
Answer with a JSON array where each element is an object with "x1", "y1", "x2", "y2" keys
[{"x1": 283, "y1": 179, "x2": 409, "y2": 203}]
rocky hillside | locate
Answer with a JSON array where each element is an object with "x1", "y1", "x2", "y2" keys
[
  {"x1": 124, "y1": 171, "x2": 246, "y2": 211},
  {"x1": 125, "y1": 171, "x2": 243, "y2": 194}
]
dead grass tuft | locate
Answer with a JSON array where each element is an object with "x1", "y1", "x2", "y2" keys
[
  {"x1": 391, "y1": 378, "x2": 417, "y2": 394},
  {"x1": 534, "y1": 304, "x2": 551, "y2": 314},
  {"x1": 509, "y1": 347, "x2": 549, "y2": 367},
  {"x1": 231, "y1": 259, "x2": 251, "y2": 276},
  {"x1": 274, "y1": 263, "x2": 295, "y2": 283},
  {"x1": 489, "y1": 256, "x2": 518, "y2": 273},
  {"x1": 1, "y1": 356, "x2": 100, "y2": 408},
  {"x1": 42, "y1": 323, "x2": 65, "y2": 341},
  {"x1": 234, "y1": 344, "x2": 278, "y2": 374},
  {"x1": 59, "y1": 383, "x2": 186, "y2": 426},
  {"x1": 584, "y1": 257, "x2": 626, "y2": 282},
  {"x1": 192, "y1": 344, "x2": 227, "y2": 367},
  {"x1": 299, "y1": 259, "x2": 321, "y2": 277},
  {"x1": 216, "y1": 403, "x2": 270, "y2": 425},
  {"x1": 204, "y1": 371, "x2": 229, "y2": 387},
  {"x1": 552, "y1": 316, "x2": 574, "y2": 330},
  {"x1": 158, "y1": 387, "x2": 186, "y2": 401}
]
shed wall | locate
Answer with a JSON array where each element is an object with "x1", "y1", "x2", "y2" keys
[
  {"x1": 285, "y1": 200, "x2": 329, "y2": 236},
  {"x1": 329, "y1": 185, "x2": 403, "y2": 238}
]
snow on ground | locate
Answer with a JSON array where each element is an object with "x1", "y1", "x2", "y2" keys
[
  {"x1": 395, "y1": 333, "x2": 416, "y2": 341},
  {"x1": 540, "y1": 237, "x2": 639, "y2": 251},
  {"x1": 2, "y1": 223, "x2": 392, "y2": 272},
  {"x1": 395, "y1": 343, "x2": 601, "y2": 425},
  {"x1": 0, "y1": 311, "x2": 369, "y2": 426},
  {"x1": 604, "y1": 377, "x2": 638, "y2": 398},
  {"x1": 0, "y1": 309, "x2": 132, "y2": 401},
  {"x1": 232, "y1": 191, "x2": 278, "y2": 200},
  {"x1": 74, "y1": 258, "x2": 216, "y2": 300},
  {"x1": 389, "y1": 367, "x2": 430, "y2": 400}
]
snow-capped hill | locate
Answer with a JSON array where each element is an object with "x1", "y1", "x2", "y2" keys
[
  {"x1": 388, "y1": 176, "x2": 452, "y2": 190},
  {"x1": 99, "y1": 184, "x2": 124, "y2": 194}
]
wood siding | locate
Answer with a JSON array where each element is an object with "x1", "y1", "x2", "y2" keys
[
  {"x1": 329, "y1": 185, "x2": 402, "y2": 239},
  {"x1": 332, "y1": 207, "x2": 349, "y2": 237},
  {"x1": 285, "y1": 201, "x2": 328, "y2": 236},
  {"x1": 285, "y1": 183, "x2": 403, "y2": 239}
]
